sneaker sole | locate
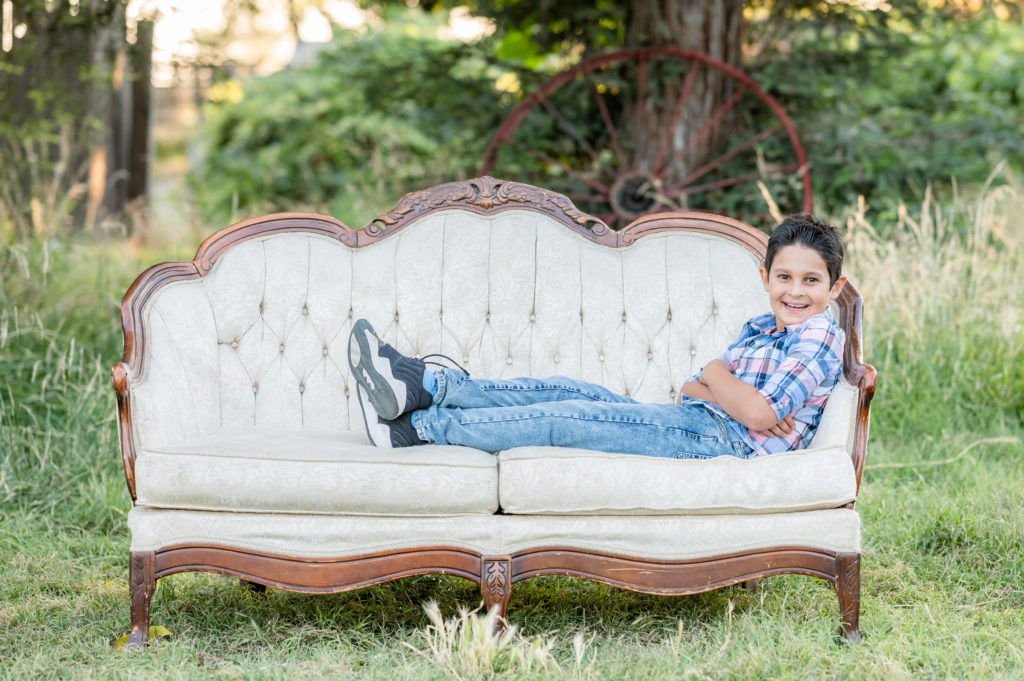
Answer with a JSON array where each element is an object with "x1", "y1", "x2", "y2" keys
[
  {"x1": 348, "y1": 319, "x2": 405, "y2": 420},
  {"x1": 354, "y1": 383, "x2": 392, "y2": 448}
]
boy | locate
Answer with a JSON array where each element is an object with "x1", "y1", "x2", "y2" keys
[{"x1": 348, "y1": 213, "x2": 847, "y2": 459}]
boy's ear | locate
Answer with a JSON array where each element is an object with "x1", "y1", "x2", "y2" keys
[
  {"x1": 830, "y1": 275, "x2": 848, "y2": 300},
  {"x1": 759, "y1": 265, "x2": 769, "y2": 290}
]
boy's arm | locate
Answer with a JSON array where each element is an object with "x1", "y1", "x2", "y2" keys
[
  {"x1": 683, "y1": 375, "x2": 794, "y2": 435},
  {"x1": 680, "y1": 379, "x2": 716, "y2": 402},
  {"x1": 699, "y1": 359, "x2": 784, "y2": 431}
]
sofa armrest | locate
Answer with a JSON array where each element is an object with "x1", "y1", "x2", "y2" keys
[
  {"x1": 849, "y1": 362, "x2": 877, "y2": 494},
  {"x1": 112, "y1": 361, "x2": 138, "y2": 502}
]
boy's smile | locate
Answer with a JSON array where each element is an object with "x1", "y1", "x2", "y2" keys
[{"x1": 760, "y1": 244, "x2": 847, "y2": 331}]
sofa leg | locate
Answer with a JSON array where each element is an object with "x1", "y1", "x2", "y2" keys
[
  {"x1": 125, "y1": 551, "x2": 155, "y2": 650},
  {"x1": 835, "y1": 552, "x2": 862, "y2": 643},
  {"x1": 480, "y1": 556, "x2": 512, "y2": 634}
]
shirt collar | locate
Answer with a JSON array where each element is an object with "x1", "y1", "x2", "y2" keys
[{"x1": 756, "y1": 308, "x2": 836, "y2": 335}]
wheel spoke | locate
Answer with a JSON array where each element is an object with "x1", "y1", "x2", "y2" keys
[
  {"x1": 541, "y1": 156, "x2": 612, "y2": 194},
  {"x1": 680, "y1": 85, "x2": 747, "y2": 158},
  {"x1": 568, "y1": 193, "x2": 612, "y2": 205},
  {"x1": 535, "y1": 90, "x2": 599, "y2": 161},
  {"x1": 587, "y1": 71, "x2": 630, "y2": 173},
  {"x1": 678, "y1": 123, "x2": 783, "y2": 186},
  {"x1": 503, "y1": 139, "x2": 612, "y2": 194},
  {"x1": 653, "y1": 62, "x2": 701, "y2": 176},
  {"x1": 636, "y1": 55, "x2": 647, "y2": 153},
  {"x1": 668, "y1": 162, "x2": 799, "y2": 196},
  {"x1": 481, "y1": 48, "x2": 811, "y2": 220}
]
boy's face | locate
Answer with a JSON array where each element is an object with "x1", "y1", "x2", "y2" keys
[{"x1": 759, "y1": 244, "x2": 847, "y2": 331}]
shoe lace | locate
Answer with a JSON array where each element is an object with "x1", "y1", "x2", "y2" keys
[{"x1": 421, "y1": 353, "x2": 470, "y2": 377}]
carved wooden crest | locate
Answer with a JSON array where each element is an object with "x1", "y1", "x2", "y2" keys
[{"x1": 362, "y1": 176, "x2": 613, "y2": 243}]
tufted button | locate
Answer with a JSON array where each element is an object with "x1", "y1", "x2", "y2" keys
[
  {"x1": 322, "y1": 346, "x2": 329, "y2": 356},
  {"x1": 252, "y1": 383, "x2": 258, "y2": 394},
  {"x1": 462, "y1": 355, "x2": 469, "y2": 363},
  {"x1": 580, "y1": 310, "x2": 584, "y2": 321},
  {"x1": 712, "y1": 306, "x2": 718, "y2": 316},
  {"x1": 302, "y1": 305, "x2": 308, "y2": 315},
  {"x1": 344, "y1": 386, "x2": 350, "y2": 396},
  {"x1": 647, "y1": 351, "x2": 653, "y2": 360},
  {"x1": 506, "y1": 356, "x2": 513, "y2": 365},
  {"x1": 231, "y1": 340, "x2": 238, "y2": 349},
  {"x1": 530, "y1": 313, "x2": 536, "y2": 322},
  {"x1": 486, "y1": 312, "x2": 491, "y2": 322},
  {"x1": 667, "y1": 309, "x2": 672, "y2": 321},
  {"x1": 394, "y1": 311, "x2": 400, "y2": 321},
  {"x1": 279, "y1": 344, "x2": 285, "y2": 353},
  {"x1": 553, "y1": 355, "x2": 560, "y2": 364},
  {"x1": 298, "y1": 383, "x2": 305, "y2": 393},
  {"x1": 670, "y1": 390, "x2": 676, "y2": 400},
  {"x1": 690, "y1": 347, "x2": 697, "y2": 357},
  {"x1": 348, "y1": 308, "x2": 353, "y2": 319},
  {"x1": 439, "y1": 311, "x2": 444, "y2": 320},
  {"x1": 621, "y1": 311, "x2": 627, "y2": 322},
  {"x1": 599, "y1": 353, "x2": 605, "y2": 362},
  {"x1": 259, "y1": 302, "x2": 264, "y2": 314},
  {"x1": 623, "y1": 388, "x2": 630, "y2": 397}
]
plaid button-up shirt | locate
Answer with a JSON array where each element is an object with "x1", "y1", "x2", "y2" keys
[{"x1": 696, "y1": 310, "x2": 846, "y2": 456}]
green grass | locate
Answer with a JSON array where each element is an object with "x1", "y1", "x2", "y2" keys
[{"x1": 1, "y1": 182, "x2": 1023, "y2": 679}]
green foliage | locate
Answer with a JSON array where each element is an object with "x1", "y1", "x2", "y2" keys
[
  {"x1": 0, "y1": 237, "x2": 165, "y2": 531},
  {"x1": 0, "y1": 0, "x2": 129, "y2": 238},
  {"x1": 750, "y1": 9, "x2": 1024, "y2": 217},
  {"x1": 188, "y1": 8, "x2": 504, "y2": 226},
  {"x1": 2, "y1": 438, "x2": 1023, "y2": 677},
  {"x1": 2, "y1": 178, "x2": 1023, "y2": 679},
  {"x1": 190, "y1": 3, "x2": 1024, "y2": 226}
]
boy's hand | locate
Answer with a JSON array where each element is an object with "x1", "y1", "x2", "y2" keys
[{"x1": 761, "y1": 414, "x2": 796, "y2": 438}]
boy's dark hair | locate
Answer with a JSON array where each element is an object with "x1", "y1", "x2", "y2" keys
[{"x1": 765, "y1": 213, "x2": 845, "y2": 286}]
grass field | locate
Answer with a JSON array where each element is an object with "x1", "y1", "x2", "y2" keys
[{"x1": 1, "y1": 184, "x2": 1022, "y2": 679}]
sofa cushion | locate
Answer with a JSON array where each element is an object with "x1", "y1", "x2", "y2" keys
[
  {"x1": 128, "y1": 507, "x2": 861, "y2": 559},
  {"x1": 497, "y1": 446, "x2": 856, "y2": 515},
  {"x1": 134, "y1": 428, "x2": 498, "y2": 515}
]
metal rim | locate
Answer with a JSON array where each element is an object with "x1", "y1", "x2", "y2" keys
[{"x1": 480, "y1": 47, "x2": 812, "y2": 228}]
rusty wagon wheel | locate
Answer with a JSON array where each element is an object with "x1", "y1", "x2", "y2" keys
[{"x1": 479, "y1": 47, "x2": 811, "y2": 230}]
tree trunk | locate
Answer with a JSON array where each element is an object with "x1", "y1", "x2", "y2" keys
[{"x1": 625, "y1": 0, "x2": 744, "y2": 181}]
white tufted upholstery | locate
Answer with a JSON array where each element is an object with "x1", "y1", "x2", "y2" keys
[
  {"x1": 125, "y1": 206, "x2": 865, "y2": 533},
  {"x1": 130, "y1": 209, "x2": 845, "y2": 451}
]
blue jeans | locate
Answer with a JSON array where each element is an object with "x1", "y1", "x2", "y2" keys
[{"x1": 411, "y1": 370, "x2": 754, "y2": 460}]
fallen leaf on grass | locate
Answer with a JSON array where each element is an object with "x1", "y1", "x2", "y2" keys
[{"x1": 113, "y1": 625, "x2": 173, "y2": 652}]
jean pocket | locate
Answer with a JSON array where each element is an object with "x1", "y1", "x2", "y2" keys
[
  {"x1": 732, "y1": 441, "x2": 756, "y2": 459},
  {"x1": 674, "y1": 450, "x2": 716, "y2": 460}
]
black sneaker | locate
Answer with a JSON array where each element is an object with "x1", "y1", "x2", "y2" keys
[
  {"x1": 348, "y1": 319, "x2": 433, "y2": 420},
  {"x1": 356, "y1": 384, "x2": 425, "y2": 448}
]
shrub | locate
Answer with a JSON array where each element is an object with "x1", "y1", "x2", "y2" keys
[
  {"x1": 188, "y1": 8, "x2": 503, "y2": 227},
  {"x1": 751, "y1": 10, "x2": 1024, "y2": 218}
]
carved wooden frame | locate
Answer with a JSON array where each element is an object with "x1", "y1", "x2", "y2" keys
[{"x1": 115, "y1": 176, "x2": 874, "y2": 647}]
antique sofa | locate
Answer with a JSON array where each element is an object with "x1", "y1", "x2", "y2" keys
[{"x1": 112, "y1": 177, "x2": 876, "y2": 647}]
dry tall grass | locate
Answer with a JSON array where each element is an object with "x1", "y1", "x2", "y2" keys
[{"x1": 843, "y1": 173, "x2": 1024, "y2": 439}]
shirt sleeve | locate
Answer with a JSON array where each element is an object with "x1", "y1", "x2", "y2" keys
[
  {"x1": 757, "y1": 318, "x2": 844, "y2": 422},
  {"x1": 691, "y1": 318, "x2": 759, "y2": 382}
]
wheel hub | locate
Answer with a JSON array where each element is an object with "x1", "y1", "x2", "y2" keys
[{"x1": 610, "y1": 172, "x2": 662, "y2": 221}]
